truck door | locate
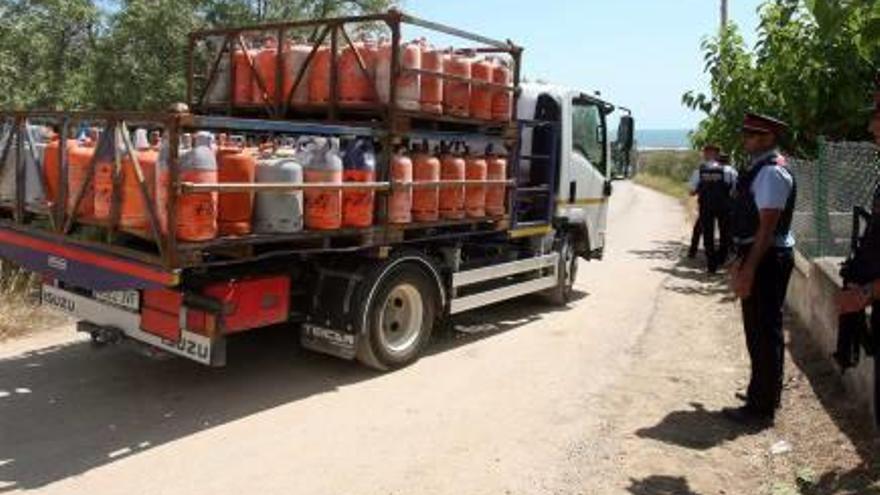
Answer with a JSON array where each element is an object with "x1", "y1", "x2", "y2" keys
[{"x1": 563, "y1": 96, "x2": 610, "y2": 255}]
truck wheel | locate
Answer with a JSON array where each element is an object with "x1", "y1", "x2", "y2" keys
[
  {"x1": 357, "y1": 261, "x2": 439, "y2": 370},
  {"x1": 547, "y1": 233, "x2": 578, "y2": 306}
]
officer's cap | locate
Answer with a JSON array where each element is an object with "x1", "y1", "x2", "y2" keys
[{"x1": 742, "y1": 112, "x2": 789, "y2": 136}]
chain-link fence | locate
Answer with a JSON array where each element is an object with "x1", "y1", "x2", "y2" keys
[{"x1": 788, "y1": 139, "x2": 879, "y2": 259}]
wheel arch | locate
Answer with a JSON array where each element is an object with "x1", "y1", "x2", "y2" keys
[
  {"x1": 358, "y1": 251, "x2": 446, "y2": 338},
  {"x1": 555, "y1": 212, "x2": 592, "y2": 258}
]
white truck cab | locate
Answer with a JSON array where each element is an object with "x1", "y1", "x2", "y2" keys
[{"x1": 517, "y1": 83, "x2": 626, "y2": 259}]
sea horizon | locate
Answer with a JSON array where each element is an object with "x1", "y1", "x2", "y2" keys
[{"x1": 636, "y1": 128, "x2": 692, "y2": 150}]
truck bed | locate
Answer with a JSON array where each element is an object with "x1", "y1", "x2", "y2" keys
[{"x1": 0, "y1": 12, "x2": 560, "y2": 288}]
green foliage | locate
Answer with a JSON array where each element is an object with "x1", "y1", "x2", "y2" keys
[
  {"x1": 684, "y1": 0, "x2": 880, "y2": 160},
  {"x1": 633, "y1": 172, "x2": 692, "y2": 199},
  {"x1": 92, "y1": 0, "x2": 202, "y2": 110},
  {"x1": 638, "y1": 149, "x2": 701, "y2": 183},
  {"x1": 634, "y1": 149, "x2": 702, "y2": 199},
  {"x1": 0, "y1": 0, "x2": 394, "y2": 111},
  {"x1": 0, "y1": 0, "x2": 101, "y2": 109}
]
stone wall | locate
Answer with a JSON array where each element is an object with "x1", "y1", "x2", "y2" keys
[{"x1": 786, "y1": 253, "x2": 875, "y2": 419}]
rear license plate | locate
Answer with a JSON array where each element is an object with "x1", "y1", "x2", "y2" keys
[{"x1": 94, "y1": 290, "x2": 140, "y2": 312}]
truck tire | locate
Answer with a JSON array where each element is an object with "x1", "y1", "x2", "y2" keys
[
  {"x1": 546, "y1": 232, "x2": 578, "y2": 306},
  {"x1": 356, "y1": 259, "x2": 440, "y2": 370}
]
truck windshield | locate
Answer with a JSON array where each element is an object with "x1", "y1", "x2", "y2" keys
[{"x1": 572, "y1": 101, "x2": 606, "y2": 175}]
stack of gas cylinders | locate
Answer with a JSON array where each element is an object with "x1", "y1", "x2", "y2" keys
[
  {"x1": 27, "y1": 129, "x2": 507, "y2": 243},
  {"x1": 206, "y1": 36, "x2": 513, "y2": 122}
]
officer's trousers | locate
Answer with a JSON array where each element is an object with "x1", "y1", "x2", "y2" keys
[
  {"x1": 739, "y1": 246, "x2": 794, "y2": 416},
  {"x1": 700, "y1": 205, "x2": 731, "y2": 271},
  {"x1": 688, "y1": 215, "x2": 701, "y2": 257}
]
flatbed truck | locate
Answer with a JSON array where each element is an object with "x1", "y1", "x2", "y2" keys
[{"x1": 0, "y1": 11, "x2": 633, "y2": 369}]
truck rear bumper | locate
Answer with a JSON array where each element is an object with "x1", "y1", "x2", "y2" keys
[
  {"x1": 0, "y1": 226, "x2": 178, "y2": 291},
  {"x1": 41, "y1": 284, "x2": 224, "y2": 366}
]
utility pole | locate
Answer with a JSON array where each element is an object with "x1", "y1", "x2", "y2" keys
[{"x1": 720, "y1": 0, "x2": 729, "y2": 32}]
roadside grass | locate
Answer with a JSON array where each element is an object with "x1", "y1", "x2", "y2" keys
[
  {"x1": 633, "y1": 173, "x2": 690, "y2": 199},
  {"x1": 633, "y1": 149, "x2": 701, "y2": 201},
  {"x1": 0, "y1": 261, "x2": 59, "y2": 340}
]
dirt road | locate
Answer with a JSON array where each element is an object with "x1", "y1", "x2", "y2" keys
[{"x1": 0, "y1": 182, "x2": 872, "y2": 494}]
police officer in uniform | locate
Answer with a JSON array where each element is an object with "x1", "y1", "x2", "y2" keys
[
  {"x1": 724, "y1": 113, "x2": 796, "y2": 427},
  {"x1": 688, "y1": 145, "x2": 737, "y2": 272},
  {"x1": 837, "y1": 88, "x2": 880, "y2": 345},
  {"x1": 687, "y1": 145, "x2": 715, "y2": 259},
  {"x1": 717, "y1": 153, "x2": 736, "y2": 256}
]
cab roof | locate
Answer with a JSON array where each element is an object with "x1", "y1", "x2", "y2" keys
[{"x1": 519, "y1": 82, "x2": 615, "y2": 114}]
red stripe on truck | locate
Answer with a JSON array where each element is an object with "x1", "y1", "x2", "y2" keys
[{"x1": 0, "y1": 229, "x2": 177, "y2": 286}]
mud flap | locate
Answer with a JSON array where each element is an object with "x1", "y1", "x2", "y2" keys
[{"x1": 300, "y1": 323, "x2": 357, "y2": 360}]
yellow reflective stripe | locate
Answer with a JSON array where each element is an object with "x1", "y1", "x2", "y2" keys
[
  {"x1": 556, "y1": 197, "x2": 607, "y2": 206},
  {"x1": 508, "y1": 225, "x2": 553, "y2": 239}
]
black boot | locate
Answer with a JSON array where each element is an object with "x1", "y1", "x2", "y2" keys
[{"x1": 721, "y1": 405, "x2": 774, "y2": 429}]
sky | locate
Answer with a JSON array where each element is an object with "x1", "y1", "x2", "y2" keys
[{"x1": 404, "y1": 0, "x2": 763, "y2": 130}]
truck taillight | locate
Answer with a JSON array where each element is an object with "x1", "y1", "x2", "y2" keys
[
  {"x1": 141, "y1": 289, "x2": 210, "y2": 340},
  {"x1": 202, "y1": 276, "x2": 290, "y2": 333},
  {"x1": 140, "y1": 276, "x2": 289, "y2": 341}
]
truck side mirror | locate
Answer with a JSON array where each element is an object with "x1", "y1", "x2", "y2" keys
[{"x1": 617, "y1": 115, "x2": 634, "y2": 151}]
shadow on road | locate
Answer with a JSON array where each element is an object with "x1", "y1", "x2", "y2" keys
[
  {"x1": 629, "y1": 240, "x2": 734, "y2": 301},
  {"x1": 634, "y1": 402, "x2": 764, "y2": 451},
  {"x1": 783, "y1": 315, "x2": 880, "y2": 495},
  {"x1": 0, "y1": 291, "x2": 586, "y2": 492},
  {"x1": 626, "y1": 474, "x2": 703, "y2": 495},
  {"x1": 431, "y1": 290, "x2": 589, "y2": 353}
]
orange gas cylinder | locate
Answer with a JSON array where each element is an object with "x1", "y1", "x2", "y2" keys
[
  {"x1": 485, "y1": 150, "x2": 507, "y2": 216},
  {"x1": 119, "y1": 130, "x2": 158, "y2": 230},
  {"x1": 411, "y1": 142, "x2": 439, "y2": 222},
  {"x1": 491, "y1": 60, "x2": 513, "y2": 122},
  {"x1": 176, "y1": 132, "x2": 218, "y2": 242},
  {"x1": 470, "y1": 58, "x2": 494, "y2": 120},
  {"x1": 419, "y1": 41, "x2": 443, "y2": 114},
  {"x1": 233, "y1": 46, "x2": 256, "y2": 106},
  {"x1": 375, "y1": 38, "x2": 391, "y2": 104},
  {"x1": 439, "y1": 143, "x2": 465, "y2": 220},
  {"x1": 282, "y1": 39, "x2": 312, "y2": 105},
  {"x1": 465, "y1": 151, "x2": 487, "y2": 218},
  {"x1": 155, "y1": 133, "x2": 190, "y2": 234},
  {"x1": 252, "y1": 38, "x2": 278, "y2": 105},
  {"x1": 303, "y1": 138, "x2": 343, "y2": 230},
  {"x1": 375, "y1": 39, "x2": 420, "y2": 109},
  {"x1": 42, "y1": 137, "x2": 64, "y2": 205},
  {"x1": 217, "y1": 145, "x2": 256, "y2": 236},
  {"x1": 338, "y1": 39, "x2": 376, "y2": 106},
  {"x1": 94, "y1": 134, "x2": 127, "y2": 222},
  {"x1": 341, "y1": 138, "x2": 376, "y2": 228},
  {"x1": 68, "y1": 140, "x2": 96, "y2": 218},
  {"x1": 149, "y1": 130, "x2": 162, "y2": 150},
  {"x1": 388, "y1": 149, "x2": 413, "y2": 224},
  {"x1": 395, "y1": 40, "x2": 421, "y2": 111},
  {"x1": 444, "y1": 51, "x2": 471, "y2": 117},
  {"x1": 308, "y1": 45, "x2": 332, "y2": 105}
]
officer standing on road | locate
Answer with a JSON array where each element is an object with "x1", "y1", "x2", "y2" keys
[
  {"x1": 688, "y1": 145, "x2": 737, "y2": 272},
  {"x1": 687, "y1": 145, "x2": 719, "y2": 259},
  {"x1": 724, "y1": 113, "x2": 796, "y2": 427},
  {"x1": 717, "y1": 152, "x2": 737, "y2": 258}
]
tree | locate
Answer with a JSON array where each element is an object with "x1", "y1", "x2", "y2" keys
[
  {"x1": 0, "y1": 0, "x2": 100, "y2": 109},
  {"x1": 91, "y1": 0, "x2": 202, "y2": 110},
  {"x1": 0, "y1": 0, "x2": 394, "y2": 111},
  {"x1": 684, "y1": 0, "x2": 880, "y2": 159}
]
